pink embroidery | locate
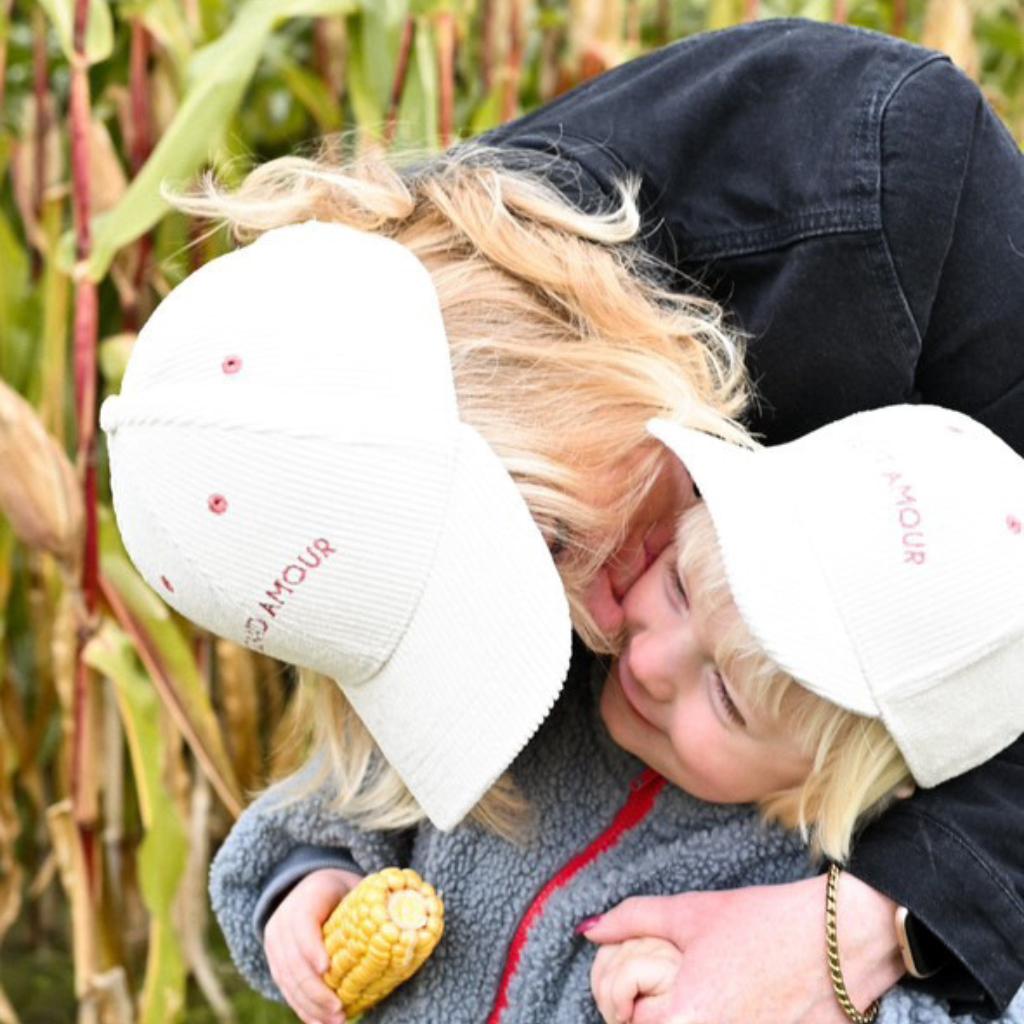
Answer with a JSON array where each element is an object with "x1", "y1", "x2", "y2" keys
[
  {"x1": 208, "y1": 494, "x2": 229, "y2": 515},
  {"x1": 222, "y1": 356, "x2": 243, "y2": 375},
  {"x1": 161, "y1": 576, "x2": 174, "y2": 593},
  {"x1": 1008, "y1": 515, "x2": 1022, "y2": 535},
  {"x1": 882, "y1": 470, "x2": 926, "y2": 564},
  {"x1": 247, "y1": 539, "x2": 337, "y2": 637}
]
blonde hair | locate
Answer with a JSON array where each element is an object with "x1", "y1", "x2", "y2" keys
[
  {"x1": 674, "y1": 503, "x2": 912, "y2": 862},
  {"x1": 178, "y1": 142, "x2": 751, "y2": 833}
]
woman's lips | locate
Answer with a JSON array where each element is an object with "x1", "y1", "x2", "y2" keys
[{"x1": 615, "y1": 655, "x2": 659, "y2": 730}]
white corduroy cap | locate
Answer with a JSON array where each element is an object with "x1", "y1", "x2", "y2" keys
[
  {"x1": 100, "y1": 220, "x2": 572, "y2": 831},
  {"x1": 649, "y1": 406, "x2": 1024, "y2": 788}
]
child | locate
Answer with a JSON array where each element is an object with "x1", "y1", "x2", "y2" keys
[
  {"x1": 101, "y1": 227, "x2": 1024, "y2": 1023},
  {"x1": 589, "y1": 410, "x2": 1024, "y2": 1022}
]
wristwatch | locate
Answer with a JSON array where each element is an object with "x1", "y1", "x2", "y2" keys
[{"x1": 894, "y1": 907, "x2": 951, "y2": 979}]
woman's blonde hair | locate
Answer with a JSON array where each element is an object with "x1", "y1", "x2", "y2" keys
[
  {"x1": 178, "y1": 141, "x2": 751, "y2": 833},
  {"x1": 674, "y1": 503, "x2": 912, "y2": 862}
]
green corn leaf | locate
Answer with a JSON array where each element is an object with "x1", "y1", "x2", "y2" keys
[
  {"x1": 84, "y1": 620, "x2": 190, "y2": 1024},
  {"x1": 128, "y1": 0, "x2": 196, "y2": 75},
  {"x1": 345, "y1": 11, "x2": 384, "y2": 131},
  {"x1": 797, "y1": 0, "x2": 835, "y2": 23},
  {"x1": 469, "y1": 81, "x2": 504, "y2": 137},
  {"x1": 84, "y1": 0, "x2": 358, "y2": 280},
  {"x1": 0, "y1": 209, "x2": 30, "y2": 390},
  {"x1": 35, "y1": 200, "x2": 71, "y2": 439},
  {"x1": 100, "y1": 510, "x2": 245, "y2": 817},
  {"x1": 271, "y1": 47, "x2": 345, "y2": 133},
  {"x1": 355, "y1": 0, "x2": 407, "y2": 110},
  {"x1": 98, "y1": 333, "x2": 137, "y2": 392}
]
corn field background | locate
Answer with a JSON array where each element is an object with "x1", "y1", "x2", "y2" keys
[{"x1": 0, "y1": 0, "x2": 1021, "y2": 1021}]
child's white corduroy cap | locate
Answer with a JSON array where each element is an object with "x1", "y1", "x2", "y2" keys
[
  {"x1": 649, "y1": 406, "x2": 1024, "y2": 788},
  {"x1": 100, "y1": 221, "x2": 572, "y2": 831}
]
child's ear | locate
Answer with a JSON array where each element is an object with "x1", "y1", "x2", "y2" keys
[{"x1": 893, "y1": 782, "x2": 916, "y2": 800}]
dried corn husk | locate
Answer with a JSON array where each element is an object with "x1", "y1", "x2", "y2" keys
[
  {"x1": 215, "y1": 638, "x2": 262, "y2": 793},
  {"x1": 0, "y1": 379, "x2": 83, "y2": 564}
]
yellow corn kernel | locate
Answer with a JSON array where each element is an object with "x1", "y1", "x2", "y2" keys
[{"x1": 322, "y1": 868, "x2": 445, "y2": 1018}]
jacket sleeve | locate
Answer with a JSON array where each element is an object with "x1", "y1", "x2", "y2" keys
[
  {"x1": 251, "y1": 844, "x2": 364, "y2": 939},
  {"x1": 847, "y1": 59, "x2": 1024, "y2": 1017},
  {"x1": 209, "y1": 767, "x2": 413, "y2": 1002},
  {"x1": 879, "y1": 985, "x2": 1024, "y2": 1024}
]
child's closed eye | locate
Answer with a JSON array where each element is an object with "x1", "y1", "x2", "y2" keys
[
  {"x1": 668, "y1": 561, "x2": 688, "y2": 606},
  {"x1": 713, "y1": 672, "x2": 746, "y2": 728}
]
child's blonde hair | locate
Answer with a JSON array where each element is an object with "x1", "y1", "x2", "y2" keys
[
  {"x1": 180, "y1": 142, "x2": 751, "y2": 829},
  {"x1": 674, "y1": 503, "x2": 913, "y2": 862}
]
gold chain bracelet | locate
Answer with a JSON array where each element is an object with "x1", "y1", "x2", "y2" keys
[{"x1": 825, "y1": 864, "x2": 880, "y2": 1024}]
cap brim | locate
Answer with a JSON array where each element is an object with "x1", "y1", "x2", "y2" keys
[
  {"x1": 344, "y1": 423, "x2": 572, "y2": 830},
  {"x1": 647, "y1": 419, "x2": 876, "y2": 716}
]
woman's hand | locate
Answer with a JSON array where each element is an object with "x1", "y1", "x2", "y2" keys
[
  {"x1": 591, "y1": 936, "x2": 684, "y2": 1024},
  {"x1": 264, "y1": 867, "x2": 364, "y2": 1024},
  {"x1": 582, "y1": 874, "x2": 906, "y2": 1024}
]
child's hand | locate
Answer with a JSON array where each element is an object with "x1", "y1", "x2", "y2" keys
[
  {"x1": 590, "y1": 936, "x2": 683, "y2": 1024},
  {"x1": 264, "y1": 867, "x2": 363, "y2": 1024}
]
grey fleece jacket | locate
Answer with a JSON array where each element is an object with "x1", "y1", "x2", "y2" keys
[{"x1": 210, "y1": 667, "x2": 1024, "y2": 1023}]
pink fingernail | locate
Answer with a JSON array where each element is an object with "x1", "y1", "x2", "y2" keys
[{"x1": 575, "y1": 915, "x2": 602, "y2": 935}]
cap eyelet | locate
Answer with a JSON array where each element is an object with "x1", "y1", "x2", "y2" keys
[
  {"x1": 222, "y1": 356, "x2": 243, "y2": 375},
  {"x1": 161, "y1": 576, "x2": 175, "y2": 592},
  {"x1": 1008, "y1": 515, "x2": 1022, "y2": 535},
  {"x1": 208, "y1": 494, "x2": 229, "y2": 515}
]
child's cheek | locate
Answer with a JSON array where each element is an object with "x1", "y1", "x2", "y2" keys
[{"x1": 598, "y1": 670, "x2": 647, "y2": 761}]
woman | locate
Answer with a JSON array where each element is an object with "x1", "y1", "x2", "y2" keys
[{"x1": 179, "y1": 19, "x2": 1024, "y2": 1024}]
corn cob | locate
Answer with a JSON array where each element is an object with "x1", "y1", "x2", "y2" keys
[{"x1": 322, "y1": 867, "x2": 445, "y2": 1018}]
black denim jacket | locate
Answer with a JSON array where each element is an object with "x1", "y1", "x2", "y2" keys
[{"x1": 484, "y1": 18, "x2": 1024, "y2": 1016}]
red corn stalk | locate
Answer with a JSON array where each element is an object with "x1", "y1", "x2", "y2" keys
[
  {"x1": 833, "y1": 0, "x2": 848, "y2": 24},
  {"x1": 480, "y1": 0, "x2": 495, "y2": 93},
  {"x1": 436, "y1": 11, "x2": 456, "y2": 149},
  {"x1": 128, "y1": 24, "x2": 153, "y2": 200},
  {"x1": 891, "y1": 0, "x2": 907, "y2": 37},
  {"x1": 501, "y1": 0, "x2": 524, "y2": 123},
  {"x1": 69, "y1": 0, "x2": 101, "y2": 905},
  {"x1": 313, "y1": 17, "x2": 331, "y2": 89},
  {"x1": 656, "y1": 0, "x2": 671, "y2": 45},
  {"x1": 0, "y1": 0, "x2": 12, "y2": 115},
  {"x1": 32, "y1": 10, "x2": 49, "y2": 219},
  {"x1": 70, "y1": 0, "x2": 99, "y2": 612},
  {"x1": 124, "y1": 20, "x2": 154, "y2": 333},
  {"x1": 31, "y1": 8, "x2": 51, "y2": 279},
  {"x1": 384, "y1": 15, "x2": 416, "y2": 147},
  {"x1": 744, "y1": 0, "x2": 760, "y2": 22}
]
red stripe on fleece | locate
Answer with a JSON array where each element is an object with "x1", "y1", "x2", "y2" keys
[{"x1": 486, "y1": 769, "x2": 666, "y2": 1023}]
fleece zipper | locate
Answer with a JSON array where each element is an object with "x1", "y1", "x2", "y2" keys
[{"x1": 487, "y1": 768, "x2": 667, "y2": 1023}]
